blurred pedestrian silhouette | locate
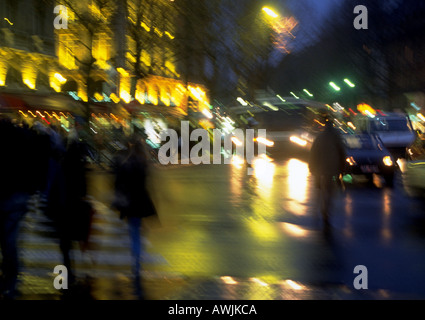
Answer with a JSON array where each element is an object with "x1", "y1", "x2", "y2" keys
[
  {"x1": 308, "y1": 117, "x2": 346, "y2": 230},
  {"x1": 112, "y1": 133, "x2": 157, "y2": 288},
  {"x1": 45, "y1": 120, "x2": 93, "y2": 285},
  {"x1": 0, "y1": 118, "x2": 49, "y2": 299}
]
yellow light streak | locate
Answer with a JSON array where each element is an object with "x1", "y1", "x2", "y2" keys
[
  {"x1": 281, "y1": 222, "x2": 309, "y2": 238},
  {"x1": 262, "y1": 7, "x2": 278, "y2": 18},
  {"x1": 164, "y1": 31, "x2": 175, "y2": 39},
  {"x1": 54, "y1": 72, "x2": 67, "y2": 84},
  {"x1": 52, "y1": 112, "x2": 60, "y2": 120},
  {"x1": 314, "y1": 119, "x2": 325, "y2": 127},
  {"x1": 110, "y1": 93, "x2": 120, "y2": 103},
  {"x1": 24, "y1": 79, "x2": 35, "y2": 90},
  {"x1": 117, "y1": 67, "x2": 130, "y2": 77},
  {"x1": 250, "y1": 277, "x2": 268, "y2": 287},
  {"x1": 19, "y1": 110, "x2": 28, "y2": 118},
  {"x1": 4, "y1": 18, "x2": 13, "y2": 25},
  {"x1": 141, "y1": 22, "x2": 151, "y2": 32},
  {"x1": 36, "y1": 110, "x2": 45, "y2": 118}
]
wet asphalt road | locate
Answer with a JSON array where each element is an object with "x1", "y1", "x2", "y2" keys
[
  {"x1": 137, "y1": 144, "x2": 425, "y2": 299},
  {"x1": 12, "y1": 142, "x2": 425, "y2": 300}
]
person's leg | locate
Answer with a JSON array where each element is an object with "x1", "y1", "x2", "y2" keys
[
  {"x1": 320, "y1": 176, "x2": 334, "y2": 226},
  {"x1": 128, "y1": 217, "x2": 142, "y2": 277},
  {"x1": 59, "y1": 236, "x2": 75, "y2": 285},
  {"x1": 0, "y1": 205, "x2": 24, "y2": 298}
]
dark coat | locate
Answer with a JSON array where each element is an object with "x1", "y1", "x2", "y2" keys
[
  {"x1": 0, "y1": 120, "x2": 50, "y2": 201},
  {"x1": 113, "y1": 146, "x2": 156, "y2": 219},
  {"x1": 46, "y1": 138, "x2": 92, "y2": 241},
  {"x1": 309, "y1": 125, "x2": 346, "y2": 177}
]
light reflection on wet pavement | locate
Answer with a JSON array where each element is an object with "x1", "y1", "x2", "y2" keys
[{"x1": 11, "y1": 155, "x2": 425, "y2": 300}]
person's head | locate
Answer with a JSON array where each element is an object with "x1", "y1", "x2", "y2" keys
[{"x1": 125, "y1": 133, "x2": 144, "y2": 154}]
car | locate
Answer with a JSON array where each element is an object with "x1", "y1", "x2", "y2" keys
[
  {"x1": 352, "y1": 112, "x2": 416, "y2": 159},
  {"x1": 343, "y1": 133, "x2": 396, "y2": 186}
]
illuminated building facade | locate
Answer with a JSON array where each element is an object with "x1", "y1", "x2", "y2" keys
[
  {"x1": 0, "y1": 0, "x2": 57, "y2": 92},
  {"x1": 0, "y1": 0, "x2": 210, "y2": 120}
]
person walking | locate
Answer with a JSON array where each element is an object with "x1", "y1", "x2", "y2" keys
[
  {"x1": 0, "y1": 118, "x2": 49, "y2": 299},
  {"x1": 308, "y1": 117, "x2": 346, "y2": 229},
  {"x1": 45, "y1": 122, "x2": 92, "y2": 286},
  {"x1": 112, "y1": 134, "x2": 157, "y2": 283}
]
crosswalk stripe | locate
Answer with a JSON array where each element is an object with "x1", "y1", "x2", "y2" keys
[{"x1": 18, "y1": 195, "x2": 169, "y2": 279}]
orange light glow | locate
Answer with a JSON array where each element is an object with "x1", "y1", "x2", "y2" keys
[
  {"x1": 357, "y1": 103, "x2": 376, "y2": 117},
  {"x1": 281, "y1": 222, "x2": 309, "y2": 238},
  {"x1": 221, "y1": 276, "x2": 238, "y2": 285}
]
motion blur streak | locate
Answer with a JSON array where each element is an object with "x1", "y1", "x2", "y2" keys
[
  {"x1": 280, "y1": 222, "x2": 309, "y2": 238},
  {"x1": 221, "y1": 276, "x2": 238, "y2": 285},
  {"x1": 287, "y1": 159, "x2": 309, "y2": 216},
  {"x1": 290, "y1": 135, "x2": 307, "y2": 147},
  {"x1": 282, "y1": 279, "x2": 305, "y2": 291}
]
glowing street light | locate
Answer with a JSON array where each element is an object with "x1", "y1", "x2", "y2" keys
[
  {"x1": 344, "y1": 78, "x2": 356, "y2": 88},
  {"x1": 290, "y1": 92, "x2": 299, "y2": 99},
  {"x1": 262, "y1": 6, "x2": 279, "y2": 18},
  {"x1": 329, "y1": 82, "x2": 341, "y2": 91},
  {"x1": 303, "y1": 89, "x2": 314, "y2": 97},
  {"x1": 276, "y1": 95, "x2": 286, "y2": 102}
]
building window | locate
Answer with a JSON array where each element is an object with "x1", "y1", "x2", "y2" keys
[
  {"x1": 58, "y1": 34, "x2": 77, "y2": 69},
  {"x1": 93, "y1": 33, "x2": 111, "y2": 65}
]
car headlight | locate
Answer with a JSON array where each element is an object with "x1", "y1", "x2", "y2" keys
[
  {"x1": 383, "y1": 156, "x2": 393, "y2": 166},
  {"x1": 290, "y1": 135, "x2": 307, "y2": 147},
  {"x1": 255, "y1": 137, "x2": 274, "y2": 147},
  {"x1": 346, "y1": 156, "x2": 356, "y2": 166}
]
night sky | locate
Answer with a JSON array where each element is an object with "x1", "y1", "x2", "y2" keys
[{"x1": 285, "y1": 0, "x2": 344, "y2": 52}]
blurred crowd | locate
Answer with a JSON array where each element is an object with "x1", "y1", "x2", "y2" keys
[{"x1": 0, "y1": 114, "x2": 155, "y2": 299}]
